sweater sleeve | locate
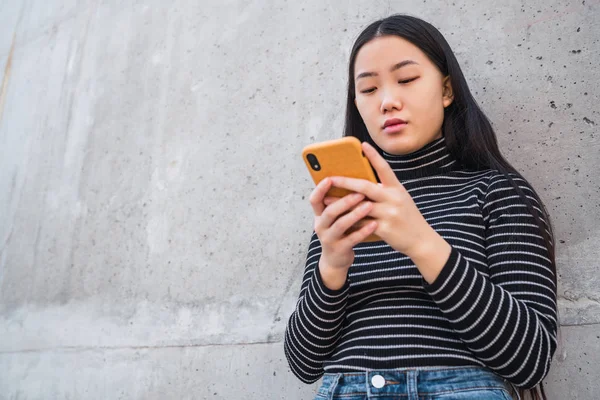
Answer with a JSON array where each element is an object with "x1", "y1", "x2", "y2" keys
[
  {"x1": 283, "y1": 231, "x2": 351, "y2": 383},
  {"x1": 422, "y1": 172, "x2": 558, "y2": 389}
]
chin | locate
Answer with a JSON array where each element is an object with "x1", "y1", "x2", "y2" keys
[{"x1": 374, "y1": 134, "x2": 419, "y2": 156}]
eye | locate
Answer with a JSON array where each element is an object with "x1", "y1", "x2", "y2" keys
[
  {"x1": 399, "y1": 77, "x2": 418, "y2": 84},
  {"x1": 359, "y1": 77, "x2": 418, "y2": 94}
]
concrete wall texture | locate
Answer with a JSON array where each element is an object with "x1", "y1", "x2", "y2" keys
[{"x1": 0, "y1": 0, "x2": 598, "y2": 399}]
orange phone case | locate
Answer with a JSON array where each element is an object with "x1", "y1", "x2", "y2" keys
[{"x1": 302, "y1": 136, "x2": 381, "y2": 243}]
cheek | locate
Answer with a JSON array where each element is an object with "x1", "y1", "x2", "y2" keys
[
  {"x1": 413, "y1": 87, "x2": 445, "y2": 121},
  {"x1": 356, "y1": 99, "x2": 377, "y2": 125}
]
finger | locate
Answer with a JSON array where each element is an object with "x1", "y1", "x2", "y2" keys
[
  {"x1": 319, "y1": 193, "x2": 365, "y2": 229},
  {"x1": 362, "y1": 141, "x2": 403, "y2": 187},
  {"x1": 309, "y1": 178, "x2": 333, "y2": 216},
  {"x1": 343, "y1": 219, "x2": 378, "y2": 248},
  {"x1": 329, "y1": 176, "x2": 385, "y2": 202},
  {"x1": 363, "y1": 202, "x2": 382, "y2": 219},
  {"x1": 323, "y1": 196, "x2": 342, "y2": 207},
  {"x1": 347, "y1": 216, "x2": 376, "y2": 232},
  {"x1": 329, "y1": 200, "x2": 373, "y2": 237},
  {"x1": 345, "y1": 201, "x2": 383, "y2": 231}
]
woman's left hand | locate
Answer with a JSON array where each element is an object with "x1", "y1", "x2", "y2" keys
[{"x1": 324, "y1": 141, "x2": 436, "y2": 259}]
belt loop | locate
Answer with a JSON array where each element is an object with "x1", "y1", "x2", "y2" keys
[
  {"x1": 326, "y1": 373, "x2": 342, "y2": 400},
  {"x1": 406, "y1": 369, "x2": 419, "y2": 399}
]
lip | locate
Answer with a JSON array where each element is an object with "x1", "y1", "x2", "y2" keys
[
  {"x1": 382, "y1": 118, "x2": 407, "y2": 133},
  {"x1": 383, "y1": 123, "x2": 407, "y2": 134},
  {"x1": 382, "y1": 118, "x2": 407, "y2": 128}
]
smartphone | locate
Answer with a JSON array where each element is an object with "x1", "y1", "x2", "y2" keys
[{"x1": 302, "y1": 136, "x2": 381, "y2": 242}]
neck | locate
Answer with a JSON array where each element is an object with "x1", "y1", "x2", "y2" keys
[{"x1": 380, "y1": 136, "x2": 459, "y2": 181}]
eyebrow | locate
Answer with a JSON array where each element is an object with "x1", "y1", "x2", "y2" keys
[{"x1": 355, "y1": 60, "x2": 419, "y2": 81}]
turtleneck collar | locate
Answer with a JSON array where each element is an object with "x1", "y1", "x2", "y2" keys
[{"x1": 380, "y1": 136, "x2": 459, "y2": 181}]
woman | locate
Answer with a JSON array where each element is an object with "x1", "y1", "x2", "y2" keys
[{"x1": 284, "y1": 14, "x2": 558, "y2": 400}]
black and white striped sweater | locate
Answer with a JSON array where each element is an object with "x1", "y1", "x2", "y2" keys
[{"x1": 284, "y1": 136, "x2": 557, "y2": 389}]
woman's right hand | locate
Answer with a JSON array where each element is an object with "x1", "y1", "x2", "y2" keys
[{"x1": 309, "y1": 177, "x2": 378, "y2": 280}]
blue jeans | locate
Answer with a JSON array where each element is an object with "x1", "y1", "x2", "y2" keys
[{"x1": 314, "y1": 366, "x2": 517, "y2": 400}]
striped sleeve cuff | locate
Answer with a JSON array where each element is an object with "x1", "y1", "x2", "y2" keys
[
  {"x1": 294, "y1": 266, "x2": 350, "y2": 340},
  {"x1": 302, "y1": 266, "x2": 350, "y2": 324},
  {"x1": 313, "y1": 265, "x2": 351, "y2": 298}
]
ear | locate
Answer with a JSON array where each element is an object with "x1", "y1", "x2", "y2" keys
[{"x1": 442, "y1": 76, "x2": 454, "y2": 108}]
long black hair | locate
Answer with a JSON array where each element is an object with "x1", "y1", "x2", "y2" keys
[{"x1": 343, "y1": 14, "x2": 557, "y2": 400}]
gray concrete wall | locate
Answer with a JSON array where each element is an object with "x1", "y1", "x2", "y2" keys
[{"x1": 0, "y1": 1, "x2": 598, "y2": 399}]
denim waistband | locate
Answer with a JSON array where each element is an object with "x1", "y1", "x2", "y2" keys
[{"x1": 319, "y1": 366, "x2": 516, "y2": 399}]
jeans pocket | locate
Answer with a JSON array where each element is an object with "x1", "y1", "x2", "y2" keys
[{"x1": 431, "y1": 388, "x2": 513, "y2": 400}]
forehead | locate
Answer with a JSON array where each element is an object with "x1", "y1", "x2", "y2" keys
[{"x1": 354, "y1": 35, "x2": 430, "y2": 76}]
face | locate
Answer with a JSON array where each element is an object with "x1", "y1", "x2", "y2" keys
[{"x1": 353, "y1": 35, "x2": 454, "y2": 155}]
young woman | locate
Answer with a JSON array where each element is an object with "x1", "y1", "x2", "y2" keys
[{"x1": 284, "y1": 14, "x2": 558, "y2": 400}]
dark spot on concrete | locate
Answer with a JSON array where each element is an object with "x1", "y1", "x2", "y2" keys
[
  {"x1": 0, "y1": 32, "x2": 16, "y2": 124},
  {"x1": 567, "y1": 103, "x2": 573, "y2": 108},
  {"x1": 486, "y1": 60, "x2": 493, "y2": 65},
  {"x1": 550, "y1": 101, "x2": 557, "y2": 109},
  {"x1": 548, "y1": 122, "x2": 554, "y2": 128},
  {"x1": 536, "y1": 56, "x2": 543, "y2": 60},
  {"x1": 583, "y1": 117, "x2": 596, "y2": 126},
  {"x1": 571, "y1": 50, "x2": 582, "y2": 54},
  {"x1": 577, "y1": 27, "x2": 581, "y2": 32}
]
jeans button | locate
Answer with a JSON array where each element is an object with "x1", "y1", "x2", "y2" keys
[{"x1": 371, "y1": 374, "x2": 385, "y2": 388}]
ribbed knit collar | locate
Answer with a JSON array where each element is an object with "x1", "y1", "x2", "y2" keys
[{"x1": 381, "y1": 136, "x2": 459, "y2": 181}]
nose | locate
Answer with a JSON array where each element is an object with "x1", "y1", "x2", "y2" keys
[{"x1": 380, "y1": 88, "x2": 403, "y2": 114}]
